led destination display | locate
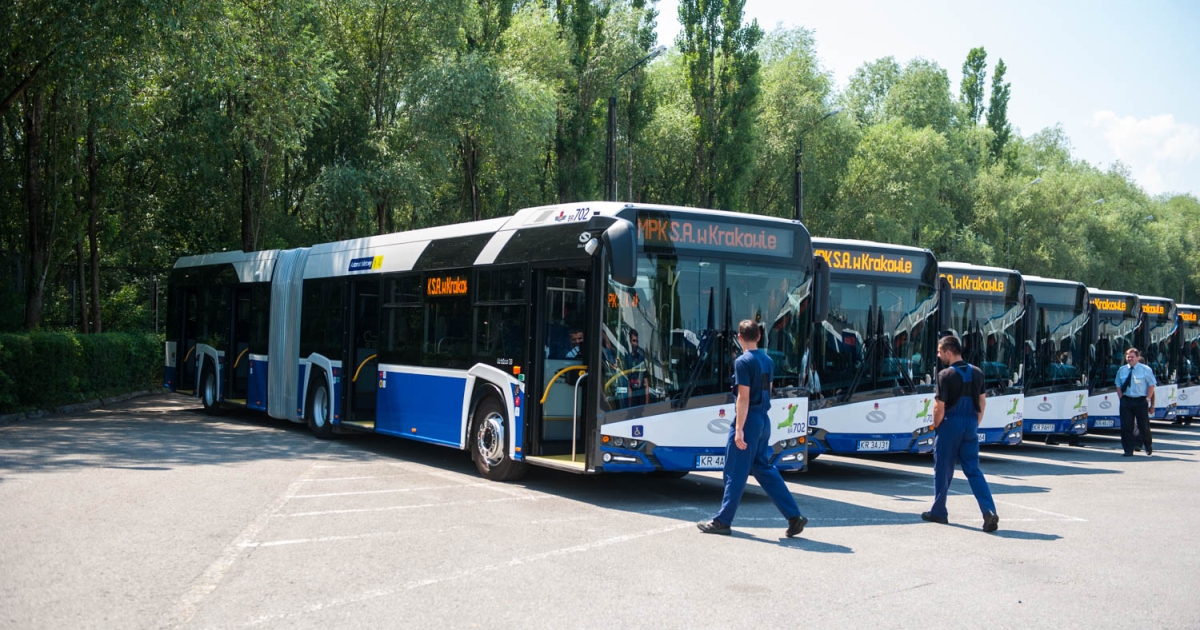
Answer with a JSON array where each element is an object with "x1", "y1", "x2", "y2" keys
[
  {"x1": 427, "y1": 275, "x2": 468, "y2": 297},
  {"x1": 940, "y1": 273, "x2": 1007, "y2": 296},
  {"x1": 637, "y1": 212, "x2": 794, "y2": 258},
  {"x1": 813, "y1": 248, "x2": 924, "y2": 278}
]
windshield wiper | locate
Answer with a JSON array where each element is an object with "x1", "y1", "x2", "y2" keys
[
  {"x1": 672, "y1": 288, "x2": 718, "y2": 409},
  {"x1": 840, "y1": 306, "x2": 879, "y2": 404}
]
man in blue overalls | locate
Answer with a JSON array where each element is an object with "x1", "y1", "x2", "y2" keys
[
  {"x1": 921, "y1": 334, "x2": 999, "y2": 533},
  {"x1": 1116, "y1": 347, "x2": 1156, "y2": 456},
  {"x1": 699, "y1": 320, "x2": 807, "y2": 537}
]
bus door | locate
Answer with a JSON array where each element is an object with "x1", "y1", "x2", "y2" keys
[
  {"x1": 228, "y1": 287, "x2": 252, "y2": 404},
  {"x1": 531, "y1": 269, "x2": 592, "y2": 463},
  {"x1": 177, "y1": 288, "x2": 200, "y2": 395},
  {"x1": 343, "y1": 278, "x2": 380, "y2": 428}
]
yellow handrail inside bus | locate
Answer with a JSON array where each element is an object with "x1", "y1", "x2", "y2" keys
[
  {"x1": 183, "y1": 345, "x2": 196, "y2": 364},
  {"x1": 232, "y1": 348, "x2": 250, "y2": 369},
  {"x1": 604, "y1": 364, "x2": 647, "y2": 391},
  {"x1": 540, "y1": 365, "x2": 587, "y2": 405},
  {"x1": 353, "y1": 354, "x2": 378, "y2": 383}
]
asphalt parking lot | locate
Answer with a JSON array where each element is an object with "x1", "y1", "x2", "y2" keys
[{"x1": 2, "y1": 395, "x2": 1198, "y2": 629}]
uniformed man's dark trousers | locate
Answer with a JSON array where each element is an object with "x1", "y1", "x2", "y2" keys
[
  {"x1": 1119, "y1": 396, "x2": 1152, "y2": 455},
  {"x1": 930, "y1": 412, "x2": 996, "y2": 519},
  {"x1": 713, "y1": 413, "x2": 801, "y2": 526}
]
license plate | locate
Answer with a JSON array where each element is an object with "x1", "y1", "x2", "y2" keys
[
  {"x1": 857, "y1": 440, "x2": 890, "y2": 452},
  {"x1": 1094, "y1": 419, "x2": 1115, "y2": 428},
  {"x1": 977, "y1": 433, "x2": 988, "y2": 442},
  {"x1": 1031, "y1": 423, "x2": 1055, "y2": 432},
  {"x1": 695, "y1": 455, "x2": 724, "y2": 470}
]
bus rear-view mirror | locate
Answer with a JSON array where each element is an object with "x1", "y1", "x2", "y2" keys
[
  {"x1": 602, "y1": 218, "x2": 637, "y2": 287},
  {"x1": 937, "y1": 276, "x2": 953, "y2": 333},
  {"x1": 812, "y1": 255, "x2": 831, "y2": 324}
]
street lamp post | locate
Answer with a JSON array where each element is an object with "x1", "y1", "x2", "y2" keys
[
  {"x1": 794, "y1": 108, "x2": 843, "y2": 222},
  {"x1": 606, "y1": 45, "x2": 667, "y2": 202}
]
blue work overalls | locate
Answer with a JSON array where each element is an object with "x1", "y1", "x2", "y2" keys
[
  {"x1": 930, "y1": 363, "x2": 996, "y2": 519},
  {"x1": 714, "y1": 350, "x2": 802, "y2": 526}
]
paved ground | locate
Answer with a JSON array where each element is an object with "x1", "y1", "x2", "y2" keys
[{"x1": 1, "y1": 395, "x2": 1198, "y2": 629}]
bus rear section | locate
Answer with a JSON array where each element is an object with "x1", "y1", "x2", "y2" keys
[
  {"x1": 1177, "y1": 306, "x2": 1200, "y2": 423},
  {"x1": 806, "y1": 239, "x2": 940, "y2": 457},
  {"x1": 1021, "y1": 276, "x2": 1091, "y2": 440},
  {"x1": 593, "y1": 207, "x2": 820, "y2": 474},
  {"x1": 940, "y1": 263, "x2": 1026, "y2": 446},
  {"x1": 1086, "y1": 289, "x2": 1140, "y2": 431},
  {"x1": 1137, "y1": 295, "x2": 1179, "y2": 422}
]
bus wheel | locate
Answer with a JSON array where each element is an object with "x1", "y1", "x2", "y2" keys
[
  {"x1": 306, "y1": 372, "x2": 337, "y2": 440},
  {"x1": 470, "y1": 396, "x2": 526, "y2": 482},
  {"x1": 200, "y1": 364, "x2": 220, "y2": 416},
  {"x1": 648, "y1": 470, "x2": 689, "y2": 480}
]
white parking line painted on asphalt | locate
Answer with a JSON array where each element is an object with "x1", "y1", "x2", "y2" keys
[
  {"x1": 302, "y1": 474, "x2": 415, "y2": 483},
  {"x1": 273, "y1": 494, "x2": 555, "y2": 517},
  {"x1": 164, "y1": 460, "x2": 322, "y2": 628},
  {"x1": 291, "y1": 482, "x2": 492, "y2": 498},
  {"x1": 242, "y1": 520, "x2": 698, "y2": 627}
]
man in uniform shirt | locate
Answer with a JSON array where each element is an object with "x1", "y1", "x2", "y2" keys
[
  {"x1": 1116, "y1": 348, "x2": 1156, "y2": 456},
  {"x1": 698, "y1": 320, "x2": 807, "y2": 538},
  {"x1": 921, "y1": 334, "x2": 999, "y2": 533}
]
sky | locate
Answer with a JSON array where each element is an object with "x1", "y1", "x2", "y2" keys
[{"x1": 653, "y1": 0, "x2": 1200, "y2": 198}]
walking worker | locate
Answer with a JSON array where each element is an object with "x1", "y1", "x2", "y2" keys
[
  {"x1": 921, "y1": 334, "x2": 1000, "y2": 533},
  {"x1": 699, "y1": 320, "x2": 808, "y2": 537},
  {"x1": 1116, "y1": 347, "x2": 1156, "y2": 456}
]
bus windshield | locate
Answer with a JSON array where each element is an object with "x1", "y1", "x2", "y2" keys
[
  {"x1": 948, "y1": 296, "x2": 1023, "y2": 391},
  {"x1": 1141, "y1": 306, "x2": 1177, "y2": 383},
  {"x1": 1183, "y1": 318, "x2": 1200, "y2": 385},
  {"x1": 1092, "y1": 312, "x2": 1139, "y2": 387},
  {"x1": 1028, "y1": 304, "x2": 1088, "y2": 389},
  {"x1": 601, "y1": 254, "x2": 811, "y2": 411},
  {"x1": 814, "y1": 279, "x2": 937, "y2": 399}
]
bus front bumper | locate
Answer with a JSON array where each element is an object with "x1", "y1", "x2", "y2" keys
[
  {"x1": 978, "y1": 421, "x2": 1023, "y2": 446},
  {"x1": 1024, "y1": 415, "x2": 1088, "y2": 436},
  {"x1": 807, "y1": 425, "x2": 934, "y2": 455}
]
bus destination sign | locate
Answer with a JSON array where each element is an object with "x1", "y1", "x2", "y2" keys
[
  {"x1": 1091, "y1": 297, "x2": 1130, "y2": 313},
  {"x1": 637, "y1": 213, "x2": 794, "y2": 258},
  {"x1": 814, "y1": 248, "x2": 923, "y2": 278},
  {"x1": 1141, "y1": 303, "x2": 1166, "y2": 316},
  {"x1": 940, "y1": 272, "x2": 1007, "y2": 296},
  {"x1": 1181, "y1": 311, "x2": 1198, "y2": 323},
  {"x1": 427, "y1": 275, "x2": 468, "y2": 297}
]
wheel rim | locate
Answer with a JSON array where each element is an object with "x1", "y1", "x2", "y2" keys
[
  {"x1": 203, "y1": 373, "x2": 216, "y2": 407},
  {"x1": 476, "y1": 411, "x2": 505, "y2": 468},
  {"x1": 313, "y1": 386, "x2": 329, "y2": 428}
]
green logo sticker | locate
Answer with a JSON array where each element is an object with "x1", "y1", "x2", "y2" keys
[
  {"x1": 916, "y1": 399, "x2": 932, "y2": 419},
  {"x1": 778, "y1": 403, "x2": 799, "y2": 429}
]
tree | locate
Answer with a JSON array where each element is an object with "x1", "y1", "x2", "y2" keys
[
  {"x1": 842, "y1": 57, "x2": 899, "y2": 127},
  {"x1": 677, "y1": 0, "x2": 762, "y2": 209},
  {"x1": 960, "y1": 47, "x2": 987, "y2": 124},
  {"x1": 986, "y1": 58, "x2": 1011, "y2": 161},
  {"x1": 884, "y1": 58, "x2": 956, "y2": 133}
]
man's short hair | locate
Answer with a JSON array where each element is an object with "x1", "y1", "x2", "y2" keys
[
  {"x1": 938, "y1": 334, "x2": 963, "y2": 355},
  {"x1": 628, "y1": 329, "x2": 639, "y2": 340},
  {"x1": 1125, "y1": 347, "x2": 1140, "y2": 357},
  {"x1": 738, "y1": 319, "x2": 760, "y2": 342}
]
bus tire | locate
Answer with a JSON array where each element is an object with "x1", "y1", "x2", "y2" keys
[
  {"x1": 306, "y1": 372, "x2": 337, "y2": 440},
  {"x1": 200, "y1": 363, "x2": 220, "y2": 416},
  {"x1": 470, "y1": 395, "x2": 526, "y2": 482}
]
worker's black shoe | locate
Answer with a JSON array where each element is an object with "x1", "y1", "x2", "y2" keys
[
  {"x1": 1122, "y1": 452, "x2": 1134, "y2": 457},
  {"x1": 1145, "y1": 446, "x2": 1153, "y2": 456},
  {"x1": 785, "y1": 515, "x2": 808, "y2": 538},
  {"x1": 982, "y1": 511, "x2": 1000, "y2": 533},
  {"x1": 920, "y1": 512, "x2": 948, "y2": 524},
  {"x1": 1171, "y1": 419, "x2": 1183, "y2": 426},
  {"x1": 697, "y1": 520, "x2": 731, "y2": 535}
]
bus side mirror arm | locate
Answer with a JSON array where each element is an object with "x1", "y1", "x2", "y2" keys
[
  {"x1": 812, "y1": 255, "x2": 830, "y2": 324},
  {"x1": 601, "y1": 218, "x2": 637, "y2": 287},
  {"x1": 937, "y1": 276, "x2": 954, "y2": 333},
  {"x1": 1023, "y1": 294, "x2": 1038, "y2": 342}
]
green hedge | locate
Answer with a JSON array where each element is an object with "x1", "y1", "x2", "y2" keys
[{"x1": 0, "y1": 332, "x2": 162, "y2": 414}]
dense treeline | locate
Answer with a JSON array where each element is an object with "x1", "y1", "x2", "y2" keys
[{"x1": 3, "y1": 0, "x2": 1198, "y2": 333}]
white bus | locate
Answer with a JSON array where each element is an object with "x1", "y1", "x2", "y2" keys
[
  {"x1": 165, "y1": 202, "x2": 827, "y2": 480},
  {"x1": 804, "y1": 238, "x2": 942, "y2": 457},
  {"x1": 1022, "y1": 276, "x2": 1091, "y2": 440},
  {"x1": 939, "y1": 262, "x2": 1027, "y2": 446},
  {"x1": 1086, "y1": 288, "x2": 1140, "y2": 431},
  {"x1": 1177, "y1": 305, "x2": 1200, "y2": 424},
  {"x1": 1136, "y1": 295, "x2": 1178, "y2": 422}
]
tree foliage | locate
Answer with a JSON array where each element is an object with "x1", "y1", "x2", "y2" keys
[{"x1": 2, "y1": 11, "x2": 1197, "y2": 333}]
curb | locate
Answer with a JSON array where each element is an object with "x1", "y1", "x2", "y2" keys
[{"x1": 0, "y1": 390, "x2": 160, "y2": 427}]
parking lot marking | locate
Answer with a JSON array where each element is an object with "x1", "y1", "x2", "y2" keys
[
  {"x1": 274, "y1": 494, "x2": 555, "y2": 518},
  {"x1": 166, "y1": 462, "x2": 318, "y2": 628},
  {"x1": 243, "y1": 520, "x2": 697, "y2": 627},
  {"x1": 302, "y1": 474, "x2": 413, "y2": 483},
  {"x1": 292, "y1": 482, "x2": 491, "y2": 499}
]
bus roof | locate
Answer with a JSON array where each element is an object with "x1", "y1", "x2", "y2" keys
[
  {"x1": 1023, "y1": 275, "x2": 1086, "y2": 290},
  {"x1": 811, "y1": 236, "x2": 932, "y2": 256},
  {"x1": 938, "y1": 261, "x2": 1019, "y2": 275},
  {"x1": 1087, "y1": 287, "x2": 1138, "y2": 299}
]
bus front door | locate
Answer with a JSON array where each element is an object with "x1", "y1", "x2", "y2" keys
[
  {"x1": 343, "y1": 279, "x2": 380, "y2": 428},
  {"x1": 228, "y1": 287, "x2": 252, "y2": 405},
  {"x1": 177, "y1": 288, "x2": 199, "y2": 395},
  {"x1": 530, "y1": 270, "x2": 592, "y2": 468}
]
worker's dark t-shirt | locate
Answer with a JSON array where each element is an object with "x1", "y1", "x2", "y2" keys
[{"x1": 935, "y1": 360, "x2": 984, "y2": 411}]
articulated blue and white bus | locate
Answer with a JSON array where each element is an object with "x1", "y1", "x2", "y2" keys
[
  {"x1": 1086, "y1": 288, "x2": 1140, "y2": 431},
  {"x1": 939, "y1": 262, "x2": 1026, "y2": 446},
  {"x1": 1136, "y1": 295, "x2": 1178, "y2": 421},
  {"x1": 804, "y1": 238, "x2": 941, "y2": 457},
  {"x1": 1177, "y1": 305, "x2": 1200, "y2": 424},
  {"x1": 1022, "y1": 276, "x2": 1091, "y2": 440},
  {"x1": 165, "y1": 202, "x2": 827, "y2": 480}
]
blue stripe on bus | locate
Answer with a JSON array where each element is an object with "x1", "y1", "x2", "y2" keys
[
  {"x1": 376, "y1": 371, "x2": 467, "y2": 447},
  {"x1": 510, "y1": 382, "x2": 523, "y2": 460},
  {"x1": 248, "y1": 358, "x2": 268, "y2": 411}
]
